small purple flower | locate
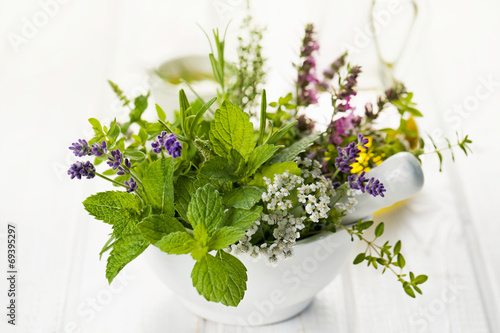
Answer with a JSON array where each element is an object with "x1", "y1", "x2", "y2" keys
[
  {"x1": 297, "y1": 24, "x2": 320, "y2": 107},
  {"x1": 335, "y1": 141, "x2": 361, "y2": 173},
  {"x1": 69, "y1": 139, "x2": 91, "y2": 157},
  {"x1": 68, "y1": 161, "x2": 96, "y2": 180},
  {"x1": 124, "y1": 177, "x2": 138, "y2": 193},
  {"x1": 107, "y1": 149, "x2": 123, "y2": 170},
  {"x1": 348, "y1": 171, "x2": 386, "y2": 197},
  {"x1": 152, "y1": 131, "x2": 182, "y2": 159},
  {"x1": 91, "y1": 141, "x2": 108, "y2": 156},
  {"x1": 107, "y1": 149, "x2": 131, "y2": 175},
  {"x1": 357, "y1": 134, "x2": 369, "y2": 150}
]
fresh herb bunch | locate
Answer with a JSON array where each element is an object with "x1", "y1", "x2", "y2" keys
[{"x1": 67, "y1": 23, "x2": 471, "y2": 306}]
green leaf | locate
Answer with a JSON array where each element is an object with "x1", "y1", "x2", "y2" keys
[
  {"x1": 187, "y1": 184, "x2": 224, "y2": 234},
  {"x1": 264, "y1": 121, "x2": 297, "y2": 145},
  {"x1": 252, "y1": 162, "x2": 301, "y2": 187},
  {"x1": 208, "y1": 227, "x2": 245, "y2": 250},
  {"x1": 124, "y1": 150, "x2": 146, "y2": 161},
  {"x1": 83, "y1": 191, "x2": 142, "y2": 238},
  {"x1": 223, "y1": 186, "x2": 265, "y2": 210},
  {"x1": 353, "y1": 253, "x2": 366, "y2": 265},
  {"x1": 393, "y1": 240, "x2": 401, "y2": 255},
  {"x1": 130, "y1": 93, "x2": 149, "y2": 122},
  {"x1": 174, "y1": 176, "x2": 197, "y2": 221},
  {"x1": 106, "y1": 228, "x2": 148, "y2": 283},
  {"x1": 246, "y1": 144, "x2": 281, "y2": 176},
  {"x1": 270, "y1": 133, "x2": 320, "y2": 164},
  {"x1": 209, "y1": 100, "x2": 256, "y2": 160},
  {"x1": 403, "y1": 283, "x2": 416, "y2": 298},
  {"x1": 413, "y1": 275, "x2": 428, "y2": 285},
  {"x1": 397, "y1": 253, "x2": 406, "y2": 269},
  {"x1": 137, "y1": 214, "x2": 185, "y2": 244},
  {"x1": 375, "y1": 222, "x2": 385, "y2": 237},
  {"x1": 257, "y1": 90, "x2": 267, "y2": 145},
  {"x1": 142, "y1": 158, "x2": 175, "y2": 216},
  {"x1": 156, "y1": 231, "x2": 197, "y2": 255},
  {"x1": 156, "y1": 104, "x2": 166, "y2": 121},
  {"x1": 223, "y1": 206, "x2": 262, "y2": 230},
  {"x1": 200, "y1": 156, "x2": 240, "y2": 182},
  {"x1": 191, "y1": 251, "x2": 247, "y2": 306},
  {"x1": 89, "y1": 118, "x2": 103, "y2": 135}
]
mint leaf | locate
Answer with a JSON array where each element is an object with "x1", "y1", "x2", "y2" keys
[
  {"x1": 174, "y1": 176, "x2": 197, "y2": 221},
  {"x1": 143, "y1": 158, "x2": 175, "y2": 216},
  {"x1": 191, "y1": 251, "x2": 247, "y2": 306},
  {"x1": 106, "y1": 225, "x2": 148, "y2": 283},
  {"x1": 269, "y1": 133, "x2": 320, "y2": 164},
  {"x1": 209, "y1": 100, "x2": 256, "y2": 161},
  {"x1": 83, "y1": 191, "x2": 142, "y2": 238},
  {"x1": 223, "y1": 186, "x2": 265, "y2": 210},
  {"x1": 137, "y1": 214, "x2": 185, "y2": 244},
  {"x1": 218, "y1": 251, "x2": 247, "y2": 307},
  {"x1": 227, "y1": 150, "x2": 246, "y2": 177},
  {"x1": 252, "y1": 162, "x2": 301, "y2": 187},
  {"x1": 208, "y1": 227, "x2": 245, "y2": 250},
  {"x1": 187, "y1": 184, "x2": 224, "y2": 234},
  {"x1": 246, "y1": 144, "x2": 281, "y2": 176},
  {"x1": 156, "y1": 231, "x2": 197, "y2": 255},
  {"x1": 200, "y1": 156, "x2": 240, "y2": 182},
  {"x1": 223, "y1": 205, "x2": 262, "y2": 230}
]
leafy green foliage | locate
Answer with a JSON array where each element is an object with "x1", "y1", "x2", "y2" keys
[
  {"x1": 191, "y1": 251, "x2": 247, "y2": 307},
  {"x1": 83, "y1": 191, "x2": 142, "y2": 238},
  {"x1": 209, "y1": 100, "x2": 256, "y2": 161},
  {"x1": 422, "y1": 133, "x2": 473, "y2": 172},
  {"x1": 223, "y1": 186, "x2": 265, "y2": 209},
  {"x1": 137, "y1": 214, "x2": 185, "y2": 244},
  {"x1": 156, "y1": 231, "x2": 197, "y2": 255},
  {"x1": 223, "y1": 206, "x2": 263, "y2": 230},
  {"x1": 252, "y1": 162, "x2": 301, "y2": 187},
  {"x1": 246, "y1": 144, "x2": 281, "y2": 176},
  {"x1": 345, "y1": 220, "x2": 427, "y2": 298},
  {"x1": 270, "y1": 133, "x2": 320, "y2": 164},
  {"x1": 208, "y1": 227, "x2": 246, "y2": 250},
  {"x1": 186, "y1": 184, "x2": 224, "y2": 233},
  {"x1": 142, "y1": 158, "x2": 175, "y2": 215}
]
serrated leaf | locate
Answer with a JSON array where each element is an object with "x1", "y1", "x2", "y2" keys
[
  {"x1": 270, "y1": 133, "x2": 320, "y2": 164},
  {"x1": 106, "y1": 227, "x2": 148, "y2": 283},
  {"x1": 174, "y1": 176, "x2": 197, "y2": 221},
  {"x1": 246, "y1": 144, "x2": 281, "y2": 176},
  {"x1": 142, "y1": 158, "x2": 175, "y2": 216},
  {"x1": 187, "y1": 184, "x2": 224, "y2": 234},
  {"x1": 83, "y1": 191, "x2": 142, "y2": 238},
  {"x1": 223, "y1": 186, "x2": 265, "y2": 210},
  {"x1": 252, "y1": 162, "x2": 301, "y2": 187},
  {"x1": 209, "y1": 100, "x2": 256, "y2": 160},
  {"x1": 191, "y1": 251, "x2": 247, "y2": 306},
  {"x1": 156, "y1": 231, "x2": 197, "y2": 254},
  {"x1": 223, "y1": 206, "x2": 262, "y2": 230},
  {"x1": 208, "y1": 227, "x2": 245, "y2": 250},
  {"x1": 137, "y1": 214, "x2": 185, "y2": 244},
  {"x1": 200, "y1": 151, "x2": 245, "y2": 182},
  {"x1": 353, "y1": 253, "x2": 365, "y2": 265},
  {"x1": 375, "y1": 222, "x2": 384, "y2": 237}
]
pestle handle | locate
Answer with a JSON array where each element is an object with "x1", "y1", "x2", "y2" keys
[{"x1": 341, "y1": 152, "x2": 424, "y2": 225}]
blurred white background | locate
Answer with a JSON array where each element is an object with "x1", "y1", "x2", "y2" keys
[{"x1": 1, "y1": 0, "x2": 499, "y2": 332}]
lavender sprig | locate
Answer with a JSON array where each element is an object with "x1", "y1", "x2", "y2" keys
[
  {"x1": 107, "y1": 149, "x2": 131, "y2": 175},
  {"x1": 69, "y1": 139, "x2": 91, "y2": 157},
  {"x1": 124, "y1": 177, "x2": 138, "y2": 193},
  {"x1": 68, "y1": 161, "x2": 96, "y2": 179},
  {"x1": 151, "y1": 131, "x2": 182, "y2": 158},
  {"x1": 334, "y1": 135, "x2": 369, "y2": 174},
  {"x1": 347, "y1": 171, "x2": 386, "y2": 197},
  {"x1": 91, "y1": 141, "x2": 108, "y2": 156}
]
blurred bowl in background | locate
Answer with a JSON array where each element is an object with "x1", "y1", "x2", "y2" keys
[{"x1": 149, "y1": 55, "x2": 218, "y2": 120}]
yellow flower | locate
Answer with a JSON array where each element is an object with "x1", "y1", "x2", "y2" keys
[{"x1": 350, "y1": 136, "x2": 385, "y2": 174}]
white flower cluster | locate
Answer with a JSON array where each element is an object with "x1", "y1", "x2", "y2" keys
[
  {"x1": 335, "y1": 189, "x2": 358, "y2": 214},
  {"x1": 226, "y1": 157, "x2": 345, "y2": 266}
]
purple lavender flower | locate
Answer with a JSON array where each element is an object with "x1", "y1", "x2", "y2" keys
[
  {"x1": 151, "y1": 131, "x2": 182, "y2": 158},
  {"x1": 124, "y1": 177, "x2": 138, "y2": 193},
  {"x1": 107, "y1": 149, "x2": 131, "y2": 175},
  {"x1": 69, "y1": 139, "x2": 91, "y2": 157},
  {"x1": 67, "y1": 161, "x2": 96, "y2": 180},
  {"x1": 357, "y1": 134, "x2": 369, "y2": 150},
  {"x1": 91, "y1": 141, "x2": 108, "y2": 156},
  {"x1": 107, "y1": 149, "x2": 123, "y2": 170},
  {"x1": 297, "y1": 24, "x2": 320, "y2": 107},
  {"x1": 335, "y1": 140, "x2": 360, "y2": 173},
  {"x1": 348, "y1": 171, "x2": 386, "y2": 197}
]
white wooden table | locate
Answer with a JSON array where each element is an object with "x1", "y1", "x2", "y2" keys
[{"x1": 1, "y1": 0, "x2": 499, "y2": 332}]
